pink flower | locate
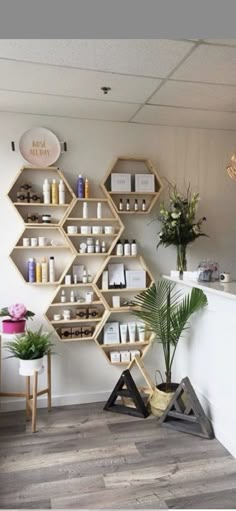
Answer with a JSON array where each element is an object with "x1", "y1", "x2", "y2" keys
[{"x1": 8, "y1": 303, "x2": 27, "y2": 321}]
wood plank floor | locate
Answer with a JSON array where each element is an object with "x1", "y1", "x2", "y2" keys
[{"x1": 0, "y1": 402, "x2": 236, "y2": 509}]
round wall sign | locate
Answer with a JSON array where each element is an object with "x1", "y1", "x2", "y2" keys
[{"x1": 19, "y1": 127, "x2": 61, "y2": 166}]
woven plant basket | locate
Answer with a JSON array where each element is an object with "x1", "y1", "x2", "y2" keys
[{"x1": 149, "y1": 383, "x2": 179, "y2": 417}]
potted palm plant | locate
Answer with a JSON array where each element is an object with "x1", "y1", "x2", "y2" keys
[
  {"x1": 0, "y1": 303, "x2": 35, "y2": 334},
  {"x1": 4, "y1": 327, "x2": 53, "y2": 376},
  {"x1": 133, "y1": 279, "x2": 207, "y2": 415}
]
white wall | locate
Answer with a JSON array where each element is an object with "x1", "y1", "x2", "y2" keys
[{"x1": 1, "y1": 111, "x2": 236, "y2": 412}]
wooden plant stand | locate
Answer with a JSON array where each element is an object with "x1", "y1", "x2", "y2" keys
[{"x1": 0, "y1": 334, "x2": 52, "y2": 433}]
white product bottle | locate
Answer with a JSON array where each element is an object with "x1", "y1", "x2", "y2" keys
[
  {"x1": 70, "y1": 290, "x2": 75, "y2": 302},
  {"x1": 124, "y1": 239, "x2": 131, "y2": 256},
  {"x1": 97, "y1": 202, "x2": 102, "y2": 218},
  {"x1": 116, "y1": 240, "x2": 123, "y2": 256},
  {"x1": 131, "y1": 240, "x2": 137, "y2": 256},
  {"x1": 49, "y1": 256, "x2": 56, "y2": 282},
  {"x1": 41, "y1": 257, "x2": 48, "y2": 283},
  {"x1": 61, "y1": 290, "x2": 66, "y2": 303},
  {"x1": 59, "y1": 180, "x2": 65, "y2": 204},
  {"x1": 43, "y1": 179, "x2": 51, "y2": 204},
  {"x1": 83, "y1": 202, "x2": 88, "y2": 219}
]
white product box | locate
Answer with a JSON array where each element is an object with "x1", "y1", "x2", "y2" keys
[
  {"x1": 110, "y1": 351, "x2": 121, "y2": 363},
  {"x1": 121, "y1": 351, "x2": 131, "y2": 363},
  {"x1": 111, "y1": 173, "x2": 131, "y2": 192},
  {"x1": 125, "y1": 270, "x2": 146, "y2": 289},
  {"x1": 102, "y1": 270, "x2": 109, "y2": 290},
  {"x1": 103, "y1": 322, "x2": 120, "y2": 344},
  {"x1": 135, "y1": 174, "x2": 155, "y2": 192},
  {"x1": 130, "y1": 350, "x2": 141, "y2": 360}
]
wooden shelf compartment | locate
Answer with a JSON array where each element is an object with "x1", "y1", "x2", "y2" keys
[
  {"x1": 50, "y1": 300, "x2": 102, "y2": 307},
  {"x1": 51, "y1": 318, "x2": 102, "y2": 325},
  {"x1": 100, "y1": 341, "x2": 149, "y2": 350},
  {"x1": 13, "y1": 203, "x2": 71, "y2": 207}
]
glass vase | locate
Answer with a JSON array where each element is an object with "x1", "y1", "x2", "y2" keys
[{"x1": 176, "y1": 244, "x2": 187, "y2": 274}]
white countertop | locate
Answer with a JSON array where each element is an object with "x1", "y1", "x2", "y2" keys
[{"x1": 164, "y1": 275, "x2": 236, "y2": 301}]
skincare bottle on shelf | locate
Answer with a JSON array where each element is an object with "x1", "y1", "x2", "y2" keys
[
  {"x1": 124, "y1": 239, "x2": 131, "y2": 256},
  {"x1": 61, "y1": 290, "x2": 66, "y2": 303},
  {"x1": 41, "y1": 257, "x2": 48, "y2": 283},
  {"x1": 77, "y1": 175, "x2": 84, "y2": 198},
  {"x1": 116, "y1": 239, "x2": 123, "y2": 256},
  {"x1": 36, "y1": 262, "x2": 42, "y2": 283},
  {"x1": 85, "y1": 178, "x2": 89, "y2": 198},
  {"x1": 43, "y1": 178, "x2": 51, "y2": 204},
  {"x1": 28, "y1": 257, "x2": 36, "y2": 283},
  {"x1": 134, "y1": 199, "x2": 139, "y2": 211},
  {"x1": 51, "y1": 179, "x2": 59, "y2": 205},
  {"x1": 131, "y1": 240, "x2": 137, "y2": 256},
  {"x1": 97, "y1": 202, "x2": 102, "y2": 218},
  {"x1": 83, "y1": 201, "x2": 88, "y2": 219},
  {"x1": 59, "y1": 180, "x2": 65, "y2": 204},
  {"x1": 118, "y1": 198, "x2": 123, "y2": 211},
  {"x1": 82, "y1": 269, "x2": 88, "y2": 283},
  {"x1": 101, "y1": 241, "x2": 106, "y2": 253},
  {"x1": 70, "y1": 290, "x2": 75, "y2": 302},
  {"x1": 142, "y1": 199, "x2": 146, "y2": 211},
  {"x1": 126, "y1": 199, "x2": 130, "y2": 211},
  {"x1": 49, "y1": 256, "x2": 56, "y2": 282},
  {"x1": 87, "y1": 272, "x2": 92, "y2": 283},
  {"x1": 95, "y1": 239, "x2": 101, "y2": 253}
]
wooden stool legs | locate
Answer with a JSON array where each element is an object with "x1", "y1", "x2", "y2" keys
[{"x1": 24, "y1": 353, "x2": 52, "y2": 433}]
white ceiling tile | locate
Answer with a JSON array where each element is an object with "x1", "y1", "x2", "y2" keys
[
  {"x1": 132, "y1": 104, "x2": 236, "y2": 130},
  {"x1": 0, "y1": 39, "x2": 194, "y2": 78},
  {"x1": 0, "y1": 90, "x2": 139, "y2": 121},
  {"x1": 0, "y1": 59, "x2": 160, "y2": 103},
  {"x1": 172, "y1": 45, "x2": 236, "y2": 85},
  {"x1": 150, "y1": 80, "x2": 236, "y2": 111}
]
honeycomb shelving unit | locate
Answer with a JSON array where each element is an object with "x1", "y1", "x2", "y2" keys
[
  {"x1": 101, "y1": 156, "x2": 164, "y2": 215},
  {"x1": 94, "y1": 254, "x2": 155, "y2": 366}
]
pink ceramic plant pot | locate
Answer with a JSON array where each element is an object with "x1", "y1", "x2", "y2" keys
[{"x1": 2, "y1": 319, "x2": 26, "y2": 334}]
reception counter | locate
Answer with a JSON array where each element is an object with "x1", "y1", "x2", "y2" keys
[{"x1": 164, "y1": 275, "x2": 236, "y2": 457}]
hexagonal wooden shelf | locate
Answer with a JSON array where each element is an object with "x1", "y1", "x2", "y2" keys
[
  {"x1": 61, "y1": 197, "x2": 124, "y2": 255},
  {"x1": 93, "y1": 254, "x2": 154, "y2": 366},
  {"x1": 10, "y1": 226, "x2": 74, "y2": 285},
  {"x1": 7, "y1": 165, "x2": 76, "y2": 226},
  {"x1": 101, "y1": 156, "x2": 164, "y2": 215},
  {"x1": 45, "y1": 283, "x2": 108, "y2": 343}
]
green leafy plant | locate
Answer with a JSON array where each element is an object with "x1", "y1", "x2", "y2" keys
[
  {"x1": 157, "y1": 185, "x2": 208, "y2": 272},
  {"x1": 4, "y1": 327, "x2": 53, "y2": 360},
  {"x1": 133, "y1": 280, "x2": 207, "y2": 391}
]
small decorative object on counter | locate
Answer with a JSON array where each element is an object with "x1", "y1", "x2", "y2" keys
[
  {"x1": 59, "y1": 179, "x2": 65, "y2": 204},
  {"x1": 97, "y1": 202, "x2": 102, "y2": 218},
  {"x1": 197, "y1": 260, "x2": 219, "y2": 282},
  {"x1": 0, "y1": 303, "x2": 35, "y2": 334},
  {"x1": 77, "y1": 175, "x2": 84, "y2": 198},
  {"x1": 157, "y1": 185, "x2": 208, "y2": 274},
  {"x1": 119, "y1": 198, "x2": 123, "y2": 211},
  {"x1": 220, "y1": 272, "x2": 232, "y2": 283}
]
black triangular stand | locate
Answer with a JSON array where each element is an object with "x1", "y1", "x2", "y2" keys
[
  {"x1": 104, "y1": 369, "x2": 149, "y2": 418},
  {"x1": 159, "y1": 377, "x2": 214, "y2": 439}
]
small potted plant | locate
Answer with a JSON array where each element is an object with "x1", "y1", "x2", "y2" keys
[
  {"x1": 133, "y1": 279, "x2": 207, "y2": 415},
  {"x1": 4, "y1": 327, "x2": 53, "y2": 376},
  {"x1": 0, "y1": 303, "x2": 35, "y2": 334}
]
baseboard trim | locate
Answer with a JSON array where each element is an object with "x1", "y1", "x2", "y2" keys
[{"x1": 0, "y1": 390, "x2": 111, "y2": 413}]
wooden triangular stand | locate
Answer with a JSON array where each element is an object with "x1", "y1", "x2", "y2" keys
[
  {"x1": 159, "y1": 377, "x2": 214, "y2": 439},
  {"x1": 104, "y1": 369, "x2": 149, "y2": 418}
]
